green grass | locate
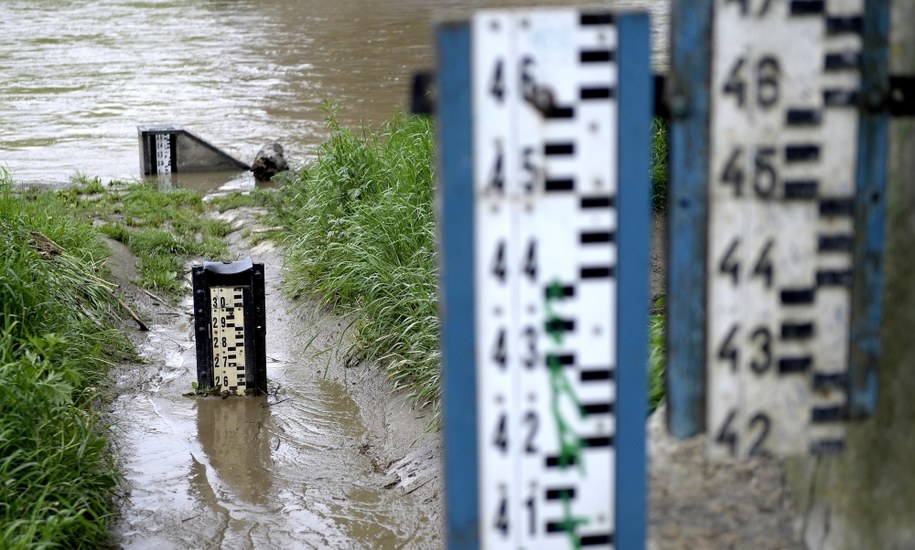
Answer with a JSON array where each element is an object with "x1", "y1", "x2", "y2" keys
[
  {"x1": 274, "y1": 110, "x2": 440, "y2": 409},
  {"x1": 651, "y1": 117, "x2": 669, "y2": 212},
  {"x1": 66, "y1": 180, "x2": 232, "y2": 296},
  {"x1": 275, "y1": 109, "x2": 669, "y2": 415},
  {"x1": 649, "y1": 297, "x2": 666, "y2": 413},
  {"x1": 0, "y1": 180, "x2": 132, "y2": 548}
]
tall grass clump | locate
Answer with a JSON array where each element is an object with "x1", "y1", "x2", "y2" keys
[
  {"x1": 276, "y1": 109, "x2": 670, "y2": 415},
  {"x1": 0, "y1": 181, "x2": 130, "y2": 547},
  {"x1": 274, "y1": 110, "x2": 440, "y2": 409}
]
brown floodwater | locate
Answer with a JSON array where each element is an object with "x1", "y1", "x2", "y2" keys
[
  {"x1": 0, "y1": 0, "x2": 667, "y2": 188},
  {"x1": 2, "y1": 1, "x2": 667, "y2": 547}
]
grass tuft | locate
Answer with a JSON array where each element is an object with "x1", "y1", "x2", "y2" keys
[{"x1": 274, "y1": 111, "x2": 441, "y2": 410}]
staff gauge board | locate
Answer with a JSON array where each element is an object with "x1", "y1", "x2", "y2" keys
[
  {"x1": 192, "y1": 258, "x2": 268, "y2": 395},
  {"x1": 666, "y1": 0, "x2": 889, "y2": 456},
  {"x1": 436, "y1": 9, "x2": 651, "y2": 549}
]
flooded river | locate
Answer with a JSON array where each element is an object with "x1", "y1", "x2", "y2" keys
[
  {"x1": 0, "y1": 0, "x2": 667, "y2": 186},
  {"x1": 2, "y1": 1, "x2": 668, "y2": 548}
]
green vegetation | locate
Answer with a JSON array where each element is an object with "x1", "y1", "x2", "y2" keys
[
  {"x1": 0, "y1": 172, "x2": 242, "y2": 545},
  {"x1": 273, "y1": 111, "x2": 440, "y2": 409},
  {"x1": 651, "y1": 117, "x2": 669, "y2": 212},
  {"x1": 63, "y1": 181, "x2": 231, "y2": 296},
  {"x1": 275, "y1": 110, "x2": 670, "y2": 414},
  {"x1": 649, "y1": 298, "x2": 666, "y2": 413},
  {"x1": 0, "y1": 177, "x2": 132, "y2": 547}
]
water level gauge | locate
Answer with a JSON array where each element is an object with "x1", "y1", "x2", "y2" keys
[
  {"x1": 436, "y1": 8, "x2": 652, "y2": 549},
  {"x1": 192, "y1": 257, "x2": 267, "y2": 395}
]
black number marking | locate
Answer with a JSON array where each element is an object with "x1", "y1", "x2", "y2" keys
[
  {"x1": 721, "y1": 146, "x2": 780, "y2": 199},
  {"x1": 749, "y1": 327, "x2": 772, "y2": 374},
  {"x1": 490, "y1": 59, "x2": 505, "y2": 102},
  {"x1": 491, "y1": 241, "x2": 507, "y2": 282},
  {"x1": 756, "y1": 56, "x2": 780, "y2": 108},
  {"x1": 523, "y1": 411, "x2": 538, "y2": 453},
  {"x1": 213, "y1": 317, "x2": 218, "y2": 328},
  {"x1": 523, "y1": 240, "x2": 537, "y2": 282},
  {"x1": 223, "y1": 375, "x2": 229, "y2": 387},
  {"x1": 495, "y1": 496, "x2": 509, "y2": 536},
  {"x1": 223, "y1": 356, "x2": 228, "y2": 367},
  {"x1": 221, "y1": 337, "x2": 227, "y2": 348},
  {"x1": 220, "y1": 297, "x2": 226, "y2": 308},
  {"x1": 723, "y1": 56, "x2": 747, "y2": 107},
  {"x1": 721, "y1": 147, "x2": 744, "y2": 196},
  {"x1": 719, "y1": 238, "x2": 774, "y2": 287},
  {"x1": 221, "y1": 317, "x2": 227, "y2": 328},
  {"x1": 751, "y1": 239, "x2": 774, "y2": 288},
  {"x1": 522, "y1": 326, "x2": 537, "y2": 369},
  {"x1": 753, "y1": 147, "x2": 777, "y2": 197},
  {"x1": 716, "y1": 410, "x2": 771, "y2": 457},
  {"x1": 520, "y1": 56, "x2": 536, "y2": 104},
  {"x1": 492, "y1": 329, "x2": 507, "y2": 369},
  {"x1": 214, "y1": 355, "x2": 220, "y2": 367},
  {"x1": 526, "y1": 496, "x2": 536, "y2": 536},
  {"x1": 715, "y1": 410, "x2": 739, "y2": 457},
  {"x1": 722, "y1": 55, "x2": 781, "y2": 109},
  {"x1": 748, "y1": 413, "x2": 771, "y2": 457},
  {"x1": 493, "y1": 414, "x2": 508, "y2": 453},
  {"x1": 489, "y1": 142, "x2": 504, "y2": 192},
  {"x1": 521, "y1": 146, "x2": 539, "y2": 192},
  {"x1": 719, "y1": 238, "x2": 741, "y2": 285},
  {"x1": 718, "y1": 325, "x2": 739, "y2": 372}
]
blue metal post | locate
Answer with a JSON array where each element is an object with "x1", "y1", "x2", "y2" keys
[
  {"x1": 616, "y1": 12, "x2": 652, "y2": 549},
  {"x1": 849, "y1": 0, "x2": 889, "y2": 418},
  {"x1": 666, "y1": 0, "x2": 713, "y2": 438},
  {"x1": 435, "y1": 21, "x2": 480, "y2": 550}
]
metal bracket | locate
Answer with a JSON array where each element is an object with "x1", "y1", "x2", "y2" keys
[
  {"x1": 415, "y1": 71, "x2": 912, "y2": 119},
  {"x1": 410, "y1": 71, "x2": 435, "y2": 116},
  {"x1": 889, "y1": 75, "x2": 915, "y2": 117}
]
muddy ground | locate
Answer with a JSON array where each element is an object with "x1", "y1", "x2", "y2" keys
[{"x1": 104, "y1": 207, "x2": 801, "y2": 549}]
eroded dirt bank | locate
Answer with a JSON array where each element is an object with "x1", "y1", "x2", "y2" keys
[{"x1": 107, "y1": 207, "x2": 443, "y2": 548}]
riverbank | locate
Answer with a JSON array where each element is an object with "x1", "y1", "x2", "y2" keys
[{"x1": 0, "y1": 174, "x2": 131, "y2": 547}]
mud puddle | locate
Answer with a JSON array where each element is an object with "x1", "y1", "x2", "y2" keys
[{"x1": 108, "y1": 209, "x2": 440, "y2": 548}]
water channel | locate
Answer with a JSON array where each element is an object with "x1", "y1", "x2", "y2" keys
[{"x1": 1, "y1": 1, "x2": 668, "y2": 547}]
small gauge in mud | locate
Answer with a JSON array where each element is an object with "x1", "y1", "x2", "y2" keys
[{"x1": 192, "y1": 257, "x2": 267, "y2": 395}]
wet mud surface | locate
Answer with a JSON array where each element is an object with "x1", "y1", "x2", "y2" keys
[{"x1": 107, "y1": 208, "x2": 442, "y2": 549}]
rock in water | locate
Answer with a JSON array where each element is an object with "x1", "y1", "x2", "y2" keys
[{"x1": 251, "y1": 143, "x2": 289, "y2": 182}]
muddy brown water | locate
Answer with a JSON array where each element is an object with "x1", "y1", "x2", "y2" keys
[
  {"x1": 110, "y1": 230, "x2": 436, "y2": 548},
  {"x1": 2, "y1": 1, "x2": 668, "y2": 547},
  {"x1": 0, "y1": 0, "x2": 668, "y2": 187}
]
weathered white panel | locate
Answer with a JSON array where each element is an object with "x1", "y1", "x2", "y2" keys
[
  {"x1": 707, "y1": 0, "x2": 863, "y2": 459},
  {"x1": 474, "y1": 9, "x2": 617, "y2": 547}
]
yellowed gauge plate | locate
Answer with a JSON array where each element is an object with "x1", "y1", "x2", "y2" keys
[{"x1": 210, "y1": 286, "x2": 247, "y2": 394}]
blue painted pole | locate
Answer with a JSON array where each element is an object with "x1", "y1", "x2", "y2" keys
[
  {"x1": 616, "y1": 12, "x2": 652, "y2": 550},
  {"x1": 848, "y1": 0, "x2": 889, "y2": 419},
  {"x1": 666, "y1": 0, "x2": 713, "y2": 438},
  {"x1": 435, "y1": 21, "x2": 480, "y2": 550}
]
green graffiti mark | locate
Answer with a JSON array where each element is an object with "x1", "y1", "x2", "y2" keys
[
  {"x1": 558, "y1": 490, "x2": 588, "y2": 550},
  {"x1": 545, "y1": 279, "x2": 590, "y2": 547},
  {"x1": 547, "y1": 353, "x2": 585, "y2": 471}
]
